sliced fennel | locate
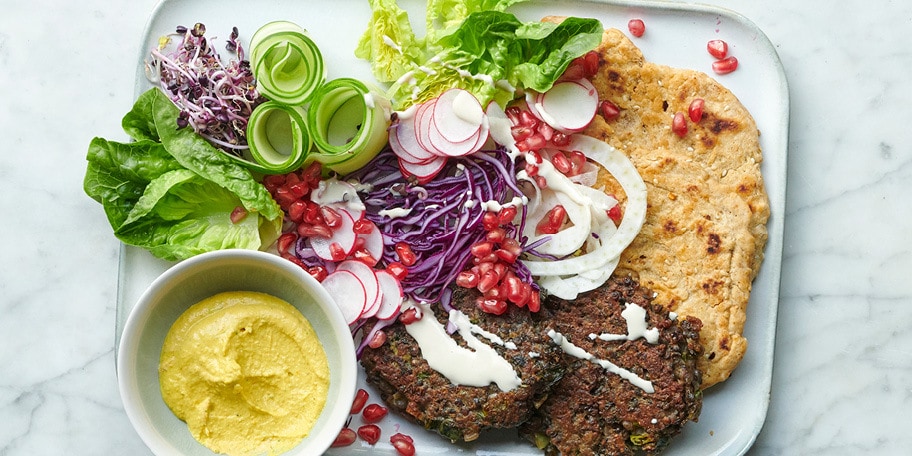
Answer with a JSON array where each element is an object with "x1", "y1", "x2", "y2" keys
[
  {"x1": 246, "y1": 101, "x2": 311, "y2": 174},
  {"x1": 521, "y1": 135, "x2": 647, "y2": 281},
  {"x1": 306, "y1": 78, "x2": 392, "y2": 175},
  {"x1": 249, "y1": 21, "x2": 326, "y2": 105}
]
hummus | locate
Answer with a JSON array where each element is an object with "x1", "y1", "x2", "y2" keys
[{"x1": 159, "y1": 291, "x2": 330, "y2": 456}]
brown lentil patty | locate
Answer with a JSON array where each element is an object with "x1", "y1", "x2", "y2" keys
[
  {"x1": 359, "y1": 286, "x2": 565, "y2": 442},
  {"x1": 520, "y1": 275, "x2": 704, "y2": 456}
]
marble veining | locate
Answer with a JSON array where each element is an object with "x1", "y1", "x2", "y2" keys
[{"x1": 2, "y1": 0, "x2": 912, "y2": 455}]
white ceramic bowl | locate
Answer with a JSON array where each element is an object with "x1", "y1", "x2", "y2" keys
[{"x1": 117, "y1": 249, "x2": 357, "y2": 456}]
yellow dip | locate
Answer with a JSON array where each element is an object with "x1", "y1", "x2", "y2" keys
[{"x1": 159, "y1": 291, "x2": 330, "y2": 456}]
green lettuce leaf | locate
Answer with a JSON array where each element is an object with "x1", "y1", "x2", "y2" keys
[
  {"x1": 84, "y1": 88, "x2": 282, "y2": 261},
  {"x1": 354, "y1": 0, "x2": 424, "y2": 82}
]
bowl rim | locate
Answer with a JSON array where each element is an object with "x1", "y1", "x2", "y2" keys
[{"x1": 116, "y1": 249, "x2": 358, "y2": 456}]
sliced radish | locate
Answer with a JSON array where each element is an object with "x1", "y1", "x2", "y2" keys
[
  {"x1": 374, "y1": 270, "x2": 404, "y2": 320},
  {"x1": 357, "y1": 221, "x2": 384, "y2": 262},
  {"x1": 320, "y1": 269, "x2": 367, "y2": 325},
  {"x1": 310, "y1": 209, "x2": 357, "y2": 261},
  {"x1": 311, "y1": 178, "x2": 366, "y2": 220},
  {"x1": 398, "y1": 155, "x2": 447, "y2": 184},
  {"x1": 428, "y1": 118, "x2": 487, "y2": 157},
  {"x1": 432, "y1": 89, "x2": 485, "y2": 143},
  {"x1": 336, "y1": 260, "x2": 381, "y2": 319},
  {"x1": 530, "y1": 79, "x2": 598, "y2": 133},
  {"x1": 391, "y1": 109, "x2": 439, "y2": 164}
]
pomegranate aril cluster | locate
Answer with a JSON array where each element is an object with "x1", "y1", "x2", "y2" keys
[
  {"x1": 332, "y1": 388, "x2": 415, "y2": 455},
  {"x1": 456, "y1": 207, "x2": 541, "y2": 314}
]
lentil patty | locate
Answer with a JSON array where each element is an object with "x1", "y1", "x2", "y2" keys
[
  {"x1": 359, "y1": 287, "x2": 565, "y2": 442},
  {"x1": 521, "y1": 275, "x2": 704, "y2": 455}
]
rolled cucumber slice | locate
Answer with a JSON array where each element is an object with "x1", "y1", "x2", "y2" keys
[
  {"x1": 306, "y1": 78, "x2": 391, "y2": 174},
  {"x1": 249, "y1": 21, "x2": 325, "y2": 106},
  {"x1": 246, "y1": 101, "x2": 312, "y2": 174}
]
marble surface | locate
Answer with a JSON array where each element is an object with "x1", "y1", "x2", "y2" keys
[{"x1": 1, "y1": 0, "x2": 910, "y2": 455}]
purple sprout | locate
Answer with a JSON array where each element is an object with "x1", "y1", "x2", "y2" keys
[{"x1": 145, "y1": 23, "x2": 263, "y2": 153}]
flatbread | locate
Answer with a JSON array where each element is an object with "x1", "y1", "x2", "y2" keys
[{"x1": 578, "y1": 27, "x2": 770, "y2": 388}]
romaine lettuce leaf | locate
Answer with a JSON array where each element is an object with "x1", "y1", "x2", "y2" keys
[
  {"x1": 354, "y1": 0, "x2": 423, "y2": 82},
  {"x1": 84, "y1": 88, "x2": 282, "y2": 261}
]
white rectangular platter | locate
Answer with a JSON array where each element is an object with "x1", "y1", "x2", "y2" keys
[{"x1": 116, "y1": 0, "x2": 788, "y2": 454}]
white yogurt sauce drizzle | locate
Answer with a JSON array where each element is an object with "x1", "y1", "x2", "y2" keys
[
  {"x1": 404, "y1": 302, "x2": 522, "y2": 391},
  {"x1": 549, "y1": 303, "x2": 661, "y2": 393},
  {"x1": 588, "y1": 303, "x2": 660, "y2": 344}
]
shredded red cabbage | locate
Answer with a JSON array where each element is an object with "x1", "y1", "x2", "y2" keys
[
  {"x1": 346, "y1": 147, "x2": 538, "y2": 311},
  {"x1": 146, "y1": 23, "x2": 263, "y2": 152}
]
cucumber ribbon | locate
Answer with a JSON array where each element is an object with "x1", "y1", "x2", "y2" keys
[
  {"x1": 307, "y1": 78, "x2": 392, "y2": 175},
  {"x1": 249, "y1": 21, "x2": 326, "y2": 106}
]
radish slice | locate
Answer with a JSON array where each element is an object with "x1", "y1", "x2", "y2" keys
[
  {"x1": 356, "y1": 221, "x2": 384, "y2": 263},
  {"x1": 398, "y1": 155, "x2": 447, "y2": 184},
  {"x1": 336, "y1": 260, "x2": 381, "y2": 318},
  {"x1": 530, "y1": 78, "x2": 598, "y2": 133},
  {"x1": 374, "y1": 270, "x2": 404, "y2": 320},
  {"x1": 311, "y1": 177, "x2": 366, "y2": 220},
  {"x1": 310, "y1": 209, "x2": 357, "y2": 261},
  {"x1": 428, "y1": 117, "x2": 487, "y2": 157},
  {"x1": 391, "y1": 107, "x2": 439, "y2": 164},
  {"x1": 320, "y1": 269, "x2": 367, "y2": 325},
  {"x1": 433, "y1": 89, "x2": 484, "y2": 143}
]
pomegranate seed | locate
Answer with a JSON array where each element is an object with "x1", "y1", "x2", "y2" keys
[
  {"x1": 263, "y1": 174, "x2": 286, "y2": 192},
  {"x1": 527, "y1": 291, "x2": 541, "y2": 312},
  {"x1": 495, "y1": 248, "x2": 519, "y2": 264},
  {"x1": 522, "y1": 134, "x2": 547, "y2": 152},
  {"x1": 478, "y1": 297, "x2": 508, "y2": 315},
  {"x1": 301, "y1": 161, "x2": 323, "y2": 189},
  {"x1": 471, "y1": 241, "x2": 494, "y2": 258},
  {"x1": 524, "y1": 162, "x2": 539, "y2": 177},
  {"x1": 607, "y1": 205, "x2": 623, "y2": 224},
  {"x1": 475, "y1": 261, "x2": 494, "y2": 276},
  {"x1": 362, "y1": 404, "x2": 389, "y2": 423},
  {"x1": 498, "y1": 206, "x2": 517, "y2": 225},
  {"x1": 534, "y1": 175, "x2": 548, "y2": 189},
  {"x1": 672, "y1": 112, "x2": 688, "y2": 137},
  {"x1": 706, "y1": 39, "x2": 728, "y2": 59},
  {"x1": 331, "y1": 428, "x2": 357, "y2": 447},
  {"x1": 482, "y1": 212, "x2": 500, "y2": 230},
  {"x1": 568, "y1": 150, "x2": 587, "y2": 175},
  {"x1": 473, "y1": 253, "x2": 498, "y2": 265},
  {"x1": 357, "y1": 424, "x2": 382, "y2": 445},
  {"x1": 505, "y1": 106, "x2": 523, "y2": 125},
  {"x1": 504, "y1": 275, "x2": 524, "y2": 304},
  {"x1": 352, "y1": 217, "x2": 376, "y2": 234},
  {"x1": 395, "y1": 242, "x2": 417, "y2": 266},
  {"x1": 456, "y1": 270, "x2": 479, "y2": 288},
  {"x1": 229, "y1": 206, "x2": 248, "y2": 224},
  {"x1": 688, "y1": 98, "x2": 705, "y2": 123},
  {"x1": 582, "y1": 51, "x2": 599, "y2": 78},
  {"x1": 511, "y1": 125, "x2": 534, "y2": 141},
  {"x1": 283, "y1": 254, "x2": 306, "y2": 269},
  {"x1": 492, "y1": 262, "x2": 507, "y2": 280},
  {"x1": 712, "y1": 56, "x2": 739, "y2": 75},
  {"x1": 368, "y1": 330, "x2": 387, "y2": 348},
  {"x1": 399, "y1": 307, "x2": 421, "y2": 324},
  {"x1": 501, "y1": 237, "x2": 522, "y2": 256},
  {"x1": 297, "y1": 223, "x2": 333, "y2": 239},
  {"x1": 287, "y1": 200, "x2": 307, "y2": 223},
  {"x1": 559, "y1": 60, "x2": 586, "y2": 81},
  {"x1": 551, "y1": 152, "x2": 572, "y2": 174},
  {"x1": 288, "y1": 180, "x2": 310, "y2": 199},
  {"x1": 276, "y1": 233, "x2": 297, "y2": 256},
  {"x1": 303, "y1": 201, "x2": 324, "y2": 225},
  {"x1": 386, "y1": 262, "x2": 408, "y2": 280},
  {"x1": 350, "y1": 388, "x2": 370, "y2": 414},
  {"x1": 551, "y1": 132, "x2": 571, "y2": 147},
  {"x1": 273, "y1": 186, "x2": 297, "y2": 209},
  {"x1": 536, "y1": 122, "x2": 555, "y2": 141},
  {"x1": 519, "y1": 110, "x2": 539, "y2": 128},
  {"x1": 307, "y1": 265, "x2": 328, "y2": 282},
  {"x1": 536, "y1": 205, "x2": 567, "y2": 235},
  {"x1": 477, "y1": 270, "x2": 500, "y2": 294},
  {"x1": 320, "y1": 206, "x2": 343, "y2": 228},
  {"x1": 486, "y1": 227, "x2": 507, "y2": 243},
  {"x1": 528, "y1": 150, "x2": 543, "y2": 164},
  {"x1": 628, "y1": 19, "x2": 645, "y2": 37},
  {"x1": 599, "y1": 99, "x2": 621, "y2": 120},
  {"x1": 351, "y1": 248, "x2": 379, "y2": 267},
  {"x1": 390, "y1": 433, "x2": 416, "y2": 456},
  {"x1": 328, "y1": 242, "x2": 347, "y2": 261}
]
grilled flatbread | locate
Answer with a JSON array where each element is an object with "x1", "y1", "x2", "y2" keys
[{"x1": 575, "y1": 27, "x2": 770, "y2": 388}]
